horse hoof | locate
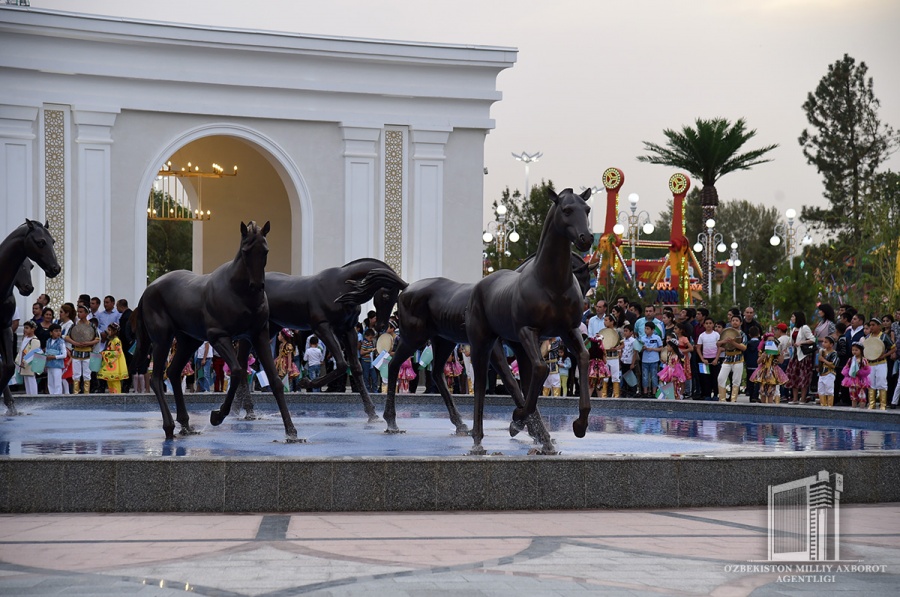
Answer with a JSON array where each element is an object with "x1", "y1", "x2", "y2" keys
[
  {"x1": 573, "y1": 419, "x2": 588, "y2": 438},
  {"x1": 5, "y1": 409, "x2": 19, "y2": 417},
  {"x1": 285, "y1": 436, "x2": 307, "y2": 444},
  {"x1": 528, "y1": 446, "x2": 560, "y2": 455},
  {"x1": 243, "y1": 411, "x2": 259, "y2": 421},
  {"x1": 385, "y1": 427, "x2": 406, "y2": 434},
  {"x1": 469, "y1": 445, "x2": 487, "y2": 456},
  {"x1": 210, "y1": 410, "x2": 225, "y2": 426},
  {"x1": 367, "y1": 414, "x2": 381, "y2": 424},
  {"x1": 509, "y1": 420, "x2": 526, "y2": 437},
  {"x1": 455, "y1": 425, "x2": 471, "y2": 437},
  {"x1": 179, "y1": 426, "x2": 200, "y2": 436}
]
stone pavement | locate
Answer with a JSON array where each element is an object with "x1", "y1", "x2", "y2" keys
[{"x1": 0, "y1": 504, "x2": 897, "y2": 596}]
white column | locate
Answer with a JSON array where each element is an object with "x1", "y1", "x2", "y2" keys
[
  {"x1": 0, "y1": 104, "x2": 38, "y2": 234},
  {"x1": 409, "y1": 128, "x2": 450, "y2": 281},
  {"x1": 340, "y1": 125, "x2": 380, "y2": 264},
  {"x1": 72, "y1": 107, "x2": 118, "y2": 296}
]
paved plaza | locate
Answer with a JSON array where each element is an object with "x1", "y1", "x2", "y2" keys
[{"x1": 0, "y1": 504, "x2": 897, "y2": 595}]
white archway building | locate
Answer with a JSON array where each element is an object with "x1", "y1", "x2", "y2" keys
[{"x1": 0, "y1": 6, "x2": 515, "y2": 307}]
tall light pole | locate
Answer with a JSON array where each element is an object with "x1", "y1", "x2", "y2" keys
[
  {"x1": 482, "y1": 203, "x2": 519, "y2": 274},
  {"x1": 511, "y1": 151, "x2": 542, "y2": 201},
  {"x1": 613, "y1": 193, "x2": 654, "y2": 288},
  {"x1": 727, "y1": 242, "x2": 741, "y2": 304},
  {"x1": 694, "y1": 218, "x2": 725, "y2": 296},
  {"x1": 770, "y1": 208, "x2": 812, "y2": 269}
]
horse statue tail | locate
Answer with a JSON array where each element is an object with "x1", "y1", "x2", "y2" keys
[
  {"x1": 335, "y1": 267, "x2": 408, "y2": 305},
  {"x1": 131, "y1": 300, "x2": 151, "y2": 372}
]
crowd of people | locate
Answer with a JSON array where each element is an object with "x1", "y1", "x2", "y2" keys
[{"x1": 9, "y1": 291, "x2": 900, "y2": 411}]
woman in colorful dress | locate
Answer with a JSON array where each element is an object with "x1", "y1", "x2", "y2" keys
[
  {"x1": 98, "y1": 322, "x2": 129, "y2": 394},
  {"x1": 785, "y1": 311, "x2": 816, "y2": 404}
]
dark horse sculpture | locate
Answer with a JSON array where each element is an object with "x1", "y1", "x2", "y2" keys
[
  {"x1": 466, "y1": 188, "x2": 593, "y2": 454},
  {"x1": 382, "y1": 253, "x2": 596, "y2": 450},
  {"x1": 2, "y1": 258, "x2": 35, "y2": 415},
  {"x1": 132, "y1": 221, "x2": 299, "y2": 441},
  {"x1": 0, "y1": 220, "x2": 61, "y2": 414},
  {"x1": 234, "y1": 259, "x2": 407, "y2": 420}
]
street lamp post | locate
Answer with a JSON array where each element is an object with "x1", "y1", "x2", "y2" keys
[
  {"x1": 693, "y1": 218, "x2": 725, "y2": 297},
  {"x1": 612, "y1": 193, "x2": 654, "y2": 288},
  {"x1": 511, "y1": 151, "x2": 542, "y2": 201},
  {"x1": 769, "y1": 208, "x2": 812, "y2": 269},
  {"x1": 482, "y1": 203, "x2": 519, "y2": 274},
  {"x1": 727, "y1": 242, "x2": 741, "y2": 304}
]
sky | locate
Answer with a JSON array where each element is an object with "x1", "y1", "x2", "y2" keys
[{"x1": 32, "y1": 0, "x2": 900, "y2": 237}]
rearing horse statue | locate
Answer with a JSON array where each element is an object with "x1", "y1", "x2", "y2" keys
[
  {"x1": 0, "y1": 220, "x2": 61, "y2": 412},
  {"x1": 465, "y1": 188, "x2": 593, "y2": 455},
  {"x1": 132, "y1": 221, "x2": 299, "y2": 441},
  {"x1": 2, "y1": 258, "x2": 35, "y2": 416}
]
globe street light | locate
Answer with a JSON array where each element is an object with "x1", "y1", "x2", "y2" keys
[
  {"x1": 511, "y1": 151, "x2": 542, "y2": 201},
  {"x1": 483, "y1": 203, "x2": 519, "y2": 273},
  {"x1": 769, "y1": 208, "x2": 812, "y2": 269},
  {"x1": 693, "y1": 218, "x2": 724, "y2": 297},
  {"x1": 612, "y1": 192, "x2": 654, "y2": 288},
  {"x1": 726, "y1": 241, "x2": 741, "y2": 304}
]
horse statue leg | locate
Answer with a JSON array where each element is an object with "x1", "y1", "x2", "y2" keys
[
  {"x1": 252, "y1": 325, "x2": 301, "y2": 442},
  {"x1": 147, "y1": 340, "x2": 177, "y2": 440},
  {"x1": 383, "y1": 338, "x2": 415, "y2": 433},
  {"x1": 504, "y1": 343, "x2": 556, "y2": 454},
  {"x1": 231, "y1": 339, "x2": 255, "y2": 419},
  {"x1": 166, "y1": 334, "x2": 202, "y2": 435},
  {"x1": 561, "y1": 326, "x2": 591, "y2": 437},
  {"x1": 429, "y1": 337, "x2": 469, "y2": 435},
  {"x1": 511, "y1": 326, "x2": 548, "y2": 425},
  {"x1": 341, "y1": 327, "x2": 379, "y2": 423},
  {"x1": 467, "y1": 336, "x2": 495, "y2": 455},
  {"x1": 1, "y1": 326, "x2": 18, "y2": 415},
  {"x1": 209, "y1": 333, "x2": 245, "y2": 428}
]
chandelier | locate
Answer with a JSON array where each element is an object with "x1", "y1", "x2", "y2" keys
[{"x1": 147, "y1": 161, "x2": 237, "y2": 221}]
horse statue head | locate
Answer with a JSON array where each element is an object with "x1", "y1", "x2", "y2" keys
[
  {"x1": 549, "y1": 188, "x2": 593, "y2": 253},
  {"x1": 23, "y1": 219, "x2": 61, "y2": 278},
  {"x1": 15, "y1": 258, "x2": 35, "y2": 297},
  {"x1": 239, "y1": 220, "x2": 271, "y2": 292}
]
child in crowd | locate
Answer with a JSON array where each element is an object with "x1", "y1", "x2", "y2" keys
[
  {"x1": 620, "y1": 324, "x2": 636, "y2": 396},
  {"x1": 541, "y1": 337, "x2": 562, "y2": 397},
  {"x1": 604, "y1": 314, "x2": 624, "y2": 398},
  {"x1": 398, "y1": 357, "x2": 416, "y2": 393},
  {"x1": 16, "y1": 321, "x2": 42, "y2": 395},
  {"x1": 676, "y1": 322, "x2": 693, "y2": 398},
  {"x1": 818, "y1": 335, "x2": 839, "y2": 407},
  {"x1": 641, "y1": 322, "x2": 664, "y2": 398},
  {"x1": 557, "y1": 346, "x2": 572, "y2": 396},
  {"x1": 744, "y1": 325, "x2": 762, "y2": 403},
  {"x1": 275, "y1": 333, "x2": 301, "y2": 391},
  {"x1": 304, "y1": 336, "x2": 325, "y2": 392},
  {"x1": 751, "y1": 332, "x2": 788, "y2": 404},
  {"x1": 587, "y1": 334, "x2": 610, "y2": 397},
  {"x1": 44, "y1": 323, "x2": 67, "y2": 395},
  {"x1": 359, "y1": 328, "x2": 377, "y2": 393},
  {"x1": 695, "y1": 318, "x2": 720, "y2": 400},
  {"x1": 658, "y1": 339, "x2": 686, "y2": 399},
  {"x1": 841, "y1": 342, "x2": 871, "y2": 407},
  {"x1": 98, "y1": 322, "x2": 129, "y2": 394},
  {"x1": 443, "y1": 350, "x2": 463, "y2": 394}
]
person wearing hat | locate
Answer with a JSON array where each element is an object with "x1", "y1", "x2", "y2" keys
[{"x1": 864, "y1": 318, "x2": 895, "y2": 409}]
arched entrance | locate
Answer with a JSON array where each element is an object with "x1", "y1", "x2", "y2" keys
[{"x1": 134, "y1": 124, "x2": 313, "y2": 294}]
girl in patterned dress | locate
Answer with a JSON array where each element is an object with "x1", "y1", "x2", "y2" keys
[
  {"x1": 841, "y1": 343, "x2": 871, "y2": 407},
  {"x1": 443, "y1": 348, "x2": 463, "y2": 394},
  {"x1": 587, "y1": 337, "x2": 610, "y2": 397},
  {"x1": 398, "y1": 357, "x2": 417, "y2": 393},
  {"x1": 658, "y1": 339, "x2": 687, "y2": 399}
]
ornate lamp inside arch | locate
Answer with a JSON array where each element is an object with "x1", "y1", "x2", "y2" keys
[{"x1": 147, "y1": 161, "x2": 237, "y2": 222}]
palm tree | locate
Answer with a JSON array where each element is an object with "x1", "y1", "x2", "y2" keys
[{"x1": 637, "y1": 117, "x2": 778, "y2": 221}]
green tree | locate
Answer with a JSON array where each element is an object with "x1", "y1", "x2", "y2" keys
[
  {"x1": 767, "y1": 263, "x2": 823, "y2": 321},
  {"x1": 637, "y1": 118, "x2": 778, "y2": 213},
  {"x1": 484, "y1": 180, "x2": 556, "y2": 272},
  {"x1": 799, "y1": 54, "x2": 899, "y2": 242},
  {"x1": 146, "y1": 189, "x2": 192, "y2": 283}
]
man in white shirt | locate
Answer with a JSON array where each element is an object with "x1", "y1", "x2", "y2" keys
[{"x1": 586, "y1": 300, "x2": 608, "y2": 338}]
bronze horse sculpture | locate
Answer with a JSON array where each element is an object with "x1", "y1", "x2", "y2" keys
[
  {"x1": 2, "y1": 258, "x2": 35, "y2": 415},
  {"x1": 382, "y1": 252, "x2": 595, "y2": 451},
  {"x1": 0, "y1": 220, "x2": 61, "y2": 413},
  {"x1": 234, "y1": 259, "x2": 407, "y2": 420},
  {"x1": 132, "y1": 221, "x2": 299, "y2": 441},
  {"x1": 466, "y1": 188, "x2": 594, "y2": 455}
]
